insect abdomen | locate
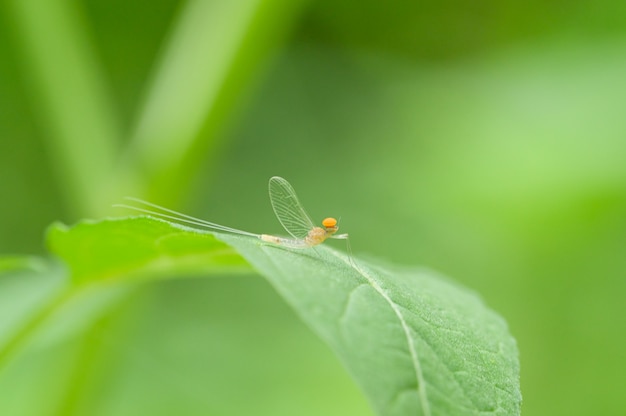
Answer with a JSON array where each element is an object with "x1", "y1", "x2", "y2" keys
[{"x1": 260, "y1": 234, "x2": 309, "y2": 249}]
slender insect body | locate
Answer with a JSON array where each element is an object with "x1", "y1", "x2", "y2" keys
[
  {"x1": 260, "y1": 226, "x2": 337, "y2": 249},
  {"x1": 115, "y1": 176, "x2": 350, "y2": 252}
]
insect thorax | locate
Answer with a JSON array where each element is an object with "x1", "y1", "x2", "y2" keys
[{"x1": 306, "y1": 227, "x2": 330, "y2": 246}]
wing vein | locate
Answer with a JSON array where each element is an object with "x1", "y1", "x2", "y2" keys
[{"x1": 268, "y1": 177, "x2": 316, "y2": 239}]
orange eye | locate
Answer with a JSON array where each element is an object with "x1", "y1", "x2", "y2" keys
[{"x1": 322, "y1": 217, "x2": 337, "y2": 228}]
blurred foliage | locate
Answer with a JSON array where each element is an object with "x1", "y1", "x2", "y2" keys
[
  {"x1": 1, "y1": 0, "x2": 625, "y2": 415},
  {"x1": 301, "y1": 0, "x2": 626, "y2": 59}
]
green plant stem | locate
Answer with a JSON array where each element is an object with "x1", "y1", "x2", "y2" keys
[
  {"x1": 118, "y1": 0, "x2": 306, "y2": 205},
  {"x1": 2, "y1": 1, "x2": 120, "y2": 217}
]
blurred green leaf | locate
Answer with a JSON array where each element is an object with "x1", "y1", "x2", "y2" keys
[
  {"x1": 38, "y1": 217, "x2": 520, "y2": 415},
  {"x1": 0, "y1": 257, "x2": 66, "y2": 351},
  {"x1": 0, "y1": 219, "x2": 251, "y2": 415},
  {"x1": 0, "y1": 260, "x2": 137, "y2": 416}
]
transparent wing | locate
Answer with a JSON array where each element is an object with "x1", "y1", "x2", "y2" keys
[{"x1": 268, "y1": 176, "x2": 316, "y2": 239}]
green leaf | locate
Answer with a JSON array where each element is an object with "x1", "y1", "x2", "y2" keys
[
  {"x1": 1, "y1": 217, "x2": 249, "y2": 361},
  {"x1": 47, "y1": 217, "x2": 249, "y2": 284},
  {"x1": 44, "y1": 217, "x2": 521, "y2": 415},
  {"x1": 0, "y1": 218, "x2": 249, "y2": 390},
  {"x1": 217, "y1": 233, "x2": 522, "y2": 416},
  {"x1": 0, "y1": 258, "x2": 141, "y2": 416}
]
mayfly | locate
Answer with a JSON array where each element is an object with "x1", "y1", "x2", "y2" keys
[{"x1": 115, "y1": 176, "x2": 349, "y2": 249}]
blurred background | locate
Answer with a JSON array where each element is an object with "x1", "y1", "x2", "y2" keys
[{"x1": 1, "y1": 0, "x2": 625, "y2": 415}]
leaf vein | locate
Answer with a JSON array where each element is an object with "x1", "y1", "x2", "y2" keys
[{"x1": 333, "y1": 253, "x2": 432, "y2": 416}]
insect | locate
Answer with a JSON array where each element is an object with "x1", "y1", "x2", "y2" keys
[{"x1": 115, "y1": 176, "x2": 349, "y2": 249}]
